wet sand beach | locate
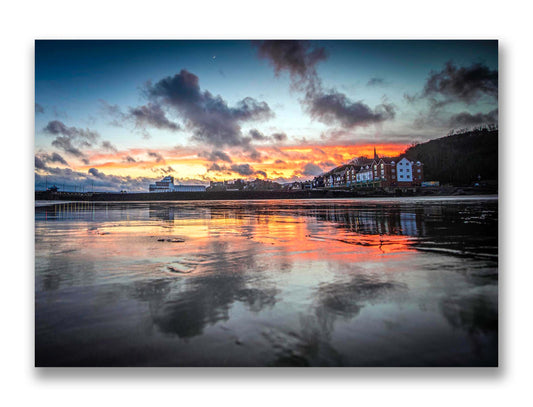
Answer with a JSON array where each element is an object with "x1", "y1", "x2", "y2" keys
[{"x1": 35, "y1": 197, "x2": 498, "y2": 366}]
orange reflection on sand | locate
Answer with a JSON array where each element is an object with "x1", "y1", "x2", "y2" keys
[
  {"x1": 43, "y1": 207, "x2": 415, "y2": 268},
  {"x1": 225, "y1": 214, "x2": 416, "y2": 263}
]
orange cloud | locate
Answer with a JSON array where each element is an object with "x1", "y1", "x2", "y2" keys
[{"x1": 61, "y1": 143, "x2": 409, "y2": 182}]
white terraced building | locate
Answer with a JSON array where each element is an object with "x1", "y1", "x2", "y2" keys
[{"x1": 149, "y1": 176, "x2": 206, "y2": 192}]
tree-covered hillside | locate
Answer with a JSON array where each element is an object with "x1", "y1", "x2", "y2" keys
[{"x1": 404, "y1": 126, "x2": 498, "y2": 185}]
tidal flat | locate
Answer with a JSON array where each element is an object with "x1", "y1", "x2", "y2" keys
[{"x1": 35, "y1": 197, "x2": 498, "y2": 366}]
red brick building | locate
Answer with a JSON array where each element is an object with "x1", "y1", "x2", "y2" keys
[
  {"x1": 319, "y1": 148, "x2": 424, "y2": 190},
  {"x1": 368, "y1": 156, "x2": 424, "y2": 188},
  {"x1": 315, "y1": 149, "x2": 424, "y2": 189}
]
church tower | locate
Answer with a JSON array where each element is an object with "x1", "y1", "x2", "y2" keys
[{"x1": 373, "y1": 147, "x2": 379, "y2": 161}]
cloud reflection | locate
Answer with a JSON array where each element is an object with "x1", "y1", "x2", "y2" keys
[{"x1": 35, "y1": 199, "x2": 498, "y2": 366}]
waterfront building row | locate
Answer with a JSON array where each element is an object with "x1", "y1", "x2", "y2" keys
[{"x1": 315, "y1": 151, "x2": 424, "y2": 189}]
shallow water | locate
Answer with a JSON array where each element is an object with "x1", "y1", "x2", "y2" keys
[{"x1": 35, "y1": 197, "x2": 498, "y2": 366}]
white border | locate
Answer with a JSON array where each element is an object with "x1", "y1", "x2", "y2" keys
[{"x1": 2, "y1": 0, "x2": 531, "y2": 405}]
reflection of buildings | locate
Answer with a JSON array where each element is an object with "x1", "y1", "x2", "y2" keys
[
  {"x1": 174, "y1": 203, "x2": 426, "y2": 238},
  {"x1": 149, "y1": 176, "x2": 206, "y2": 192},
  {"x1": 400, "y1": 213, "x2": 417, "y2": 236},
  {"x1": 308, "y1": 205, "x2": 423, "y2": 237},
  {"x1": 149, "y1": 204, "x2": 176, "y2": 222}
]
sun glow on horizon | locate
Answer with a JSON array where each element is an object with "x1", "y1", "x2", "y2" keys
[{"x1": 47, "y1": 143, "x2": 410, "y2": 183}]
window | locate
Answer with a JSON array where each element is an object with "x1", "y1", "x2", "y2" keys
[
  {"x1": 392, "y1": 169, "x2": 395, "y2": 173},
  {"x1": 400, "y1": 175, "x2": 403, "y2": 179},
  {"x1": 417, "y1": 169, "x2": 421, "y2": 173},
  {"x1": 400, "y1": 169, "x2": 403, "y2": 172}
]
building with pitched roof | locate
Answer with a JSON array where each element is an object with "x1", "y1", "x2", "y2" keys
[{"x1": 316, "y1": 148, "x2": 424, "y2": 190}]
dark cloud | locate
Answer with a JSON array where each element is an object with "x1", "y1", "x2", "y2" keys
[
  {"x1": 100, "y1": 100, "x2": 180, "y2": 138},
  {"x1": 35, "y1": 103, "x2": 44, "y2": 114},
  {"x1": 35, "y1": 152, "x2": 68, "y2": 170},
  {"x1": 158, "y1": 166, "x2": 175, "y2": 174},
  {"x1": 51, "y1": 136, "x2": 88, "y2": 163},
  {"x1": 199, "y1": 150, "x2": 233, "y2": 163},
  {"x1": 367, "y1": 77, "x2": 386, "y2": 87},
  {"x1": 249, "y1": 129, "x2": 268, "y2": 141},
  {"x1": 230, "y1": 163, "x2": 256, "y2": 176},
  {"x1": 247, "y1": 149, "x2": 262, "y2": 162},
  {"x1": 48, "y1": 153, "x2": 68, "y2": 165},
  {"x1": 414, "y1": 107, "x2": 498, "y2": 131},
  {"x1": 147, "y1": 151, "x2": 165, "y2": 163},
  {"x1": 217, "y1": 163, "x2": 268, "y2": 178},
  {"x1": 35, "y1": 156, "x2": 46, "y2": 170},
  {"x1": 101, "y1": 140, "x2": 118, "y2": 152},
  {"x1": 307, "y1": 92, "x2": 395, "y2": 128},
  {"x1": 449, "y1": 109, "x2": 498, "y2": 127},
  {"x1": 88, "y1": 167, "x2": 105, "y2": 179},
  {"x1": 123, "y1": 155, "x2": 137, "y2": 163},
  {"x1": 146, "y1": 69, "x2": 273, "y2": 148},
  {"x1": 207, "y1": 163, "x2": 227, "y2": 172},
  {"x1": 274, "y1": 159, "x2": 286, "y2": 165},
  {"x1": 302, "y1": 162, "x2": 323, "y2": 176},
  {"x1": 272, "y1": 132, "x2": 287, "y2": 142},
  {"x1": 249, "y1": 129, "x2": 287, "y2": 144},
  {"x1": 100, "y1": 100, "x2": 126, "y2": 126},
  {"x1": 255, "y1": 41, "x2": 395, "y2": 130},
  {"x1": 422, "y1": 61, "x2": 498, "y2": 105},
  {"x1": 43, "y1": 120, "x2": 99, "y2": 163},
  {"x1": 254, "y1": 40, "x2": 327, "y2": 87},
  {"x1": 232, "y1": 98, "x2": 273, "y2": 121},
  {"x1": 43, "y1": 120, "x2": 99, "y2": 145},
  {"x1": 128, "y1": 103, "x2": 180, "y2": 132}
]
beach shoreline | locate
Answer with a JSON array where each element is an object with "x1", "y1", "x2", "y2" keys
[{"x1": 35, "y1": 185, "x2": 497, "y2": 202}]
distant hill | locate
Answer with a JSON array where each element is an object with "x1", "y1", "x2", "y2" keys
[
  {"x1": 318, "y1": 126, "x2": 498, "y2": 186},
  {"x1": 404, "y1": 126, "x2": 498, "y2": 186}
]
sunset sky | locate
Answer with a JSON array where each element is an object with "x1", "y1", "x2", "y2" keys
[{"x1": 35, "y1": 40, "x2": 498, "y2": 192}]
